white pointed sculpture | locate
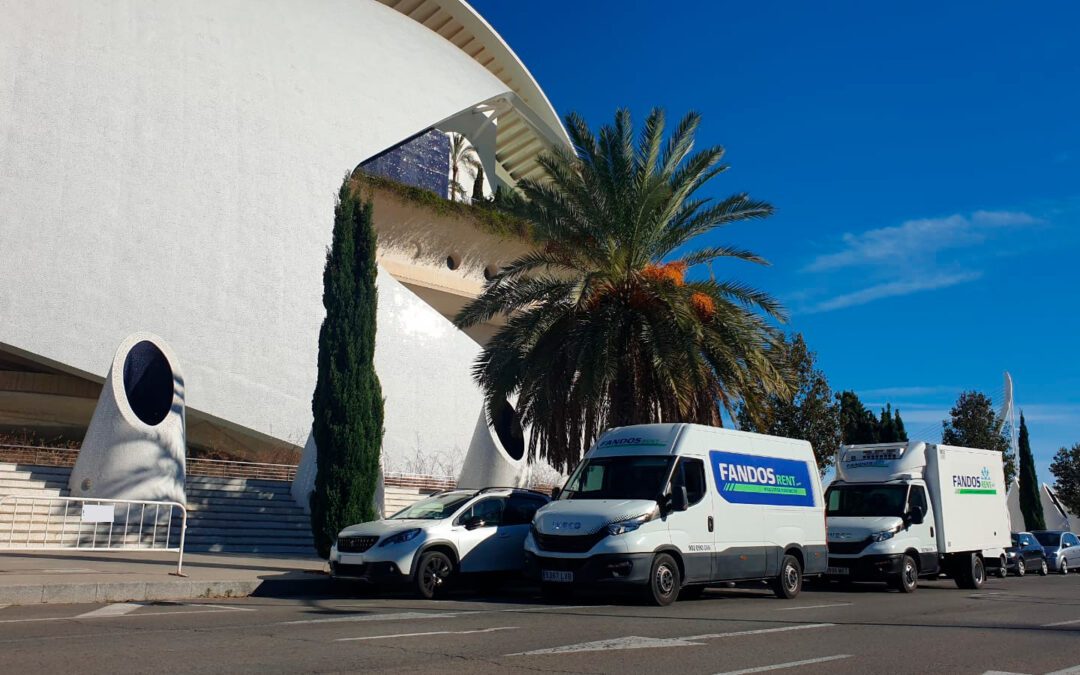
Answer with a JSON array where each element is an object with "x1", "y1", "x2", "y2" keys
[
  {"x1": 69, "y1": 333, "x2": 186, "y2": 504},
  {"x1": 456, "y1": 403, "x2": 526, "y2": 489}
]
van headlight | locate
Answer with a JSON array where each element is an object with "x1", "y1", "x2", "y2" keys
[
  {"x1": 870, "y1": 530, "x2": 896, "y2": 543},
  {"x1": 379, "y1": 529, "x2": 421, "y2": 547},
  {"x1": 607, "y1": 513, "x2": 651, "y2": 537}
]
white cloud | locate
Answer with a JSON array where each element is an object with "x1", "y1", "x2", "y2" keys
[
  {"x1": 801, "y1": 271, "x2": 981, "y2": 314},
  {"x1": 858, "y1": 385, "x2": 959, "y2": 398},
  {"x1": 805, "y1": 210, "x2": 1037, "y2": 272}
]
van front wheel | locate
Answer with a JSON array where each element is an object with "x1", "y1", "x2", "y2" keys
[
  {"x1": 644, "y1": 553, "x2": 681, "y2": 606},
  {"x1": 772, "y1": 555, "x2": 803, "y2": 599},
  {"x1": 889, "y1": 555, "x2": 918, "y2": 593}
]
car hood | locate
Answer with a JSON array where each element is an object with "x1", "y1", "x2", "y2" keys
[
  {"x1": 534, "y1": 499, "x2": 658, "y2": 535},
  {"x1": 827, "y1": 515, "x2": 904, "y2": 541},
  {"x1": 337, "y1": 519, "x2": 433, "y2": 538}
]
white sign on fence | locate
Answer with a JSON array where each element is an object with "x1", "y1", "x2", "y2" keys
[{"x1": 81, "y1": 504, "x2": 115, "y2": 523}]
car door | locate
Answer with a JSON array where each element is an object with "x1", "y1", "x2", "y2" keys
[
  {"x1": 1065, "y1": 533, "x2": 1080, "y2": 567},
  {"x1": 494, "y1": 494, "x2": 548, "y2": 572},
  {"x1": 666, "y1": 456, "x2": 713, "y2": 583},
  {"x1": 1023, "y1": 534, "x2": 1042, "y2": 566},
  {"x1": 454, "y1": 497, "x2": 506, "y2": 573}
]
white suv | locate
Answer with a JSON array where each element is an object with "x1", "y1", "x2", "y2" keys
[{"x1": 330, "y1": 487, "x2": 550, "y2": 598}]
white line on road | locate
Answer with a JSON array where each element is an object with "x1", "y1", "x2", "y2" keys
[
  {"x1": 0, "y1": 603, "x2": 256, "y2": 624},
  {"x1": 714, "y1": 654, "x2": 852, "y2": 675},
  {"x1": 1046, "y1": 665, "x2": 1080, "y2": 675},
  {"x1": 510, "y1": 623, "x2": 834, "y2": 656},
  {"x1": 76, "y1": 603, "x2": 144, "y2": 619},
  {"x1": 774, "y1": 603, "x2": 852, "y2": 611},
  {"x1": 338, "y1": 626, "x2": 518, "y2": 642},
  {"x1": 1042, "y1": 618, "x2": 1080, "y2": 627},
  {"x1": 282, "y1": 605, "x2": 607, "y2": 626}
]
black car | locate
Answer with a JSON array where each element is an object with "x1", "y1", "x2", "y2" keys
[{"x1": 1006, "y1": 532, "x2": 1049, "y2": 576}]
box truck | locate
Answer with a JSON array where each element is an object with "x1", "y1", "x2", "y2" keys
[
  {"x1": 524, "y1": 423, "x2": 828, "y2": 605},
  {"x1": 824, "y1": 441, "x2": 1010, "y2": 591}
]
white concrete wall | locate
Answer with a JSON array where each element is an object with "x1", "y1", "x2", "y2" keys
[{"x1": 0, "y1": 0, "x2": 513, "y2": 449}]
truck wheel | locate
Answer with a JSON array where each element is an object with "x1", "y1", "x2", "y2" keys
[
  {"x1": 415, "y1": 550, "x2": 454, "y2": 599},
  {"x1": 644, "y1": 553, "x2": 681, "y2": 606},
  {"x1": 954, "y1": 554, "x2": 985, "y2": 589},
  {"x1": 996, "y1": 556, "x2": 1008, "y2": 579},
  {"x1": 1038, "y1": 558, "x2": 1049, "y2": 576},
  {"x1": 772, "y1": 555, "x2": 803, "y2": 599},
  {"x1": 889, "y1": 555, "x2": 918, "y2": 593},
  {"x1": 1015, "y1": 558, "x2": 1026, "y2": 577}
]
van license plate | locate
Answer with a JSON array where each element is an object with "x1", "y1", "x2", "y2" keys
[
  {"x1": 826, "y1": 566, "x2": 849, "y2": 575},
  {"x1": 541, "y1": 570, "x2": 573, "y2": 583}
]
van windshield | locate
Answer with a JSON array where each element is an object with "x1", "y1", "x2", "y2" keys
[
  {"x1": 826, "y1": 484, "x2": 908, "y2": 517},
  {"x1": 561, "y1": 455, "x2": 674, "y2": 501}
]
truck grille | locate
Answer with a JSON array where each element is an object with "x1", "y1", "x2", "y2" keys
[
  {"x1": 338, "y1": 536, "x2": 378, "y2": 553},
  {"x1": 533, "y1": 529, "x2": 606, "y2": 553},
  {"x1": 827, "y1": 537, "x2": 872, "y2": 555}
]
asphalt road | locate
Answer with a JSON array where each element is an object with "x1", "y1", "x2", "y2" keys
[{"x1": 2, "y1": 574, "x2": 1079, "y2": 674}]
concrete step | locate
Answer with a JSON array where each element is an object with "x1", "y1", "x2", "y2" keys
[
  {"x1": 184, "y1": 543, "x2": 315, "y2": 554},
  {"x1": 186, "y1": 518, "x2": 310, "y2": 530},
  {"x1": 185, "y1": 490, "x2": 292, "y2": 502},
  {"x1": 186, "y1": 477, "x2": 293, "y2": 490},
  {"x1": 0, "y1": 477, "x2": 67, "y2": 490},
  {"x1": 5, "y1": 465, "x2": 73, "y2": 478},
  {"x1": 185, "y1": 499, "x2": 306, "y2": 512},
  {"x1": 0, "y1": 488, "x2": 67, "y2": 499}
]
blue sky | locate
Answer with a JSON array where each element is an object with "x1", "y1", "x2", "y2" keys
[{"x1": 471, "y1": 0, "x2": 1080, "y2": 480}]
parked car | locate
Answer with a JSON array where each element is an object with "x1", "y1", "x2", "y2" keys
[
  {"x1": 1032, "y1": 530, "x2": 1080, "y2": 574},
  {"x1": 330, "y1": 487, "x2": 550, "y2": 598},
  {"x1": 1006, "y1": 532, "x2": 1048, "y2": 576}
]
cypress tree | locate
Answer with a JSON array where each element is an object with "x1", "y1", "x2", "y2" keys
[
  {"x1": 879, "y1": 404, "x2": 898, "y2": 442},
  {"x1": 309, "y1": 176, "x2": 385, "y2": 559},
  {"x1": 894, "y1": 409, "x2": 908, "y2": 441},
  {"x1": 1017, "y1": 413, "x2": 1045, "y2": 530}
]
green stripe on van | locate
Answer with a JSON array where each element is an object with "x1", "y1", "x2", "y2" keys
[
  {"x1": 726, "y1": 484, "x2": 808, "y2": 496},
  {"x1": 955, "y1": 488, "x2": 997, "y2": 495}
]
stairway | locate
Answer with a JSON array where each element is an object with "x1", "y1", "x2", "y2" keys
[{"x1": 0, "y1": 464, "x2": 315, "y2": 556}]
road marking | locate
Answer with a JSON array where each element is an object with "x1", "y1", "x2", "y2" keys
[
  {"x1": 282, "y1": 604, "x2": 606, "y2": 626},
  {"x1": 715, "y1": 654, "x2": 852, "y2": 674},
  {"x1": 774, "y1": 603, "x2": 851, "y2": 611},
  {"x1": 1042, "y1": 618, "x2": 1080, "y2": 627},
  {"x1": 338, "y1": 626, "x2": 518, "y2": 642},
  {"x1": 510, "y1": 623, "x2": 833, "y2": 656},
  {"x1": 1046, "y1": 666, "x2": 1080, "y2": 675},
  {"x1": 76, "y1": 603, "x2": 143, "y2": 619}
]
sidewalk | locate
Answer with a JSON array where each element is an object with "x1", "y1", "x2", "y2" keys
[{"x1": 0, "y1": 550, "x2": 331, "y2": 605}]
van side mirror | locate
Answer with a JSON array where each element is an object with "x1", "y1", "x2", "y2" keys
[
  {"x1": 551, "y1": 486, "x2": 561, "y2": 500},
  {"x1": 670, "y1": 486, "x2": 689, "y2": 512},
  {"x1": 906, "y1": 505, "x2": 925, "y2": 526}
]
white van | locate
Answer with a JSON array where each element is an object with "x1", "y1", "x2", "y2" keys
[
  {"x1": 825, "y1": 441, "x2": 1011, "y2": 591},
  {"x1": 524, "y1": 423, "x2": 828, "y2": 605}
]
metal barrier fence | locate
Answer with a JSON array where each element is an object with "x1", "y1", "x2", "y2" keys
[{"x1": 0, "y1": 495, "x2": 188, "y2": 576}]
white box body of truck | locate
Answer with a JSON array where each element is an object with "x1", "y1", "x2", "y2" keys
[
  {"x1": 825, "y1": 441, "x2": 1010, "y2": 591},
  {"x1": 524, "y1": 423, "x2": 827, "y2": 605}
]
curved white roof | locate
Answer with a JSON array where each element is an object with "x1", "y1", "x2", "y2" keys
[{"x1": 378, "y1": 0, "x2": 571, "y2": 182}]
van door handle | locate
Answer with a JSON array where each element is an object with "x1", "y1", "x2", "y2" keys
[{"x1": 707, "y1": 516, "x2": 714, "y2": 533}]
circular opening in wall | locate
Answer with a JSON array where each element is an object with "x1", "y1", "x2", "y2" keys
[
  {"x1": 483, "y1": 264, "x2": 500, "y2": 281},
  {"x1": 122, "y1": 340, "x2": 174, "y2": 426},
  {"x1": 446, "y1": 253, "x2": 462, "y2": 271},
  {"x1": 493, "y1": 398, "x2": 525, "y2": 461}
]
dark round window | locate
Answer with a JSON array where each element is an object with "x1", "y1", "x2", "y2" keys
[
  {"x1": 492, "y1": 398, "x2": 525, "y2": 461},
  {"x1": 122, "y1": 341, "x2": 174, "y2": 426},
  {"x1": 483, "y1": 264, "x2": 499, "y2": 281},
  {"x1": 446, "y1": 254, "x2": 461, "y2": 271}
]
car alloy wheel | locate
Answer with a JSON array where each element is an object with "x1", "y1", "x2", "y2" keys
[
  {"x1": 996, "y1": 556, "x2": 1008, "y2": 578},
  {"x1": 1062, "y1": 559, "x2": 1069, "y2": 575},
  {"x1": 1016, "y1": 559, "x2": 1026, "y2": 577},
  {"x1": 416, "y1": 551, "x2": 453, "y2": 599},
  {"x1": 1039, "y1": 559, "x2": 1049, "y2": 576}
]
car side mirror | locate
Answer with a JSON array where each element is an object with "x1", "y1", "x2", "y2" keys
[
  {"x1": 670, "y1": 486, "x2": 689, "y2": 512},
  {"x1": 551, "y1": 486, "x2": 561, "y2": 500},
  {"x1": 463, "y1": 516, "x2": 486, "y2": 531}
]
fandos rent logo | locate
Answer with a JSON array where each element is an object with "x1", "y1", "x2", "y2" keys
[
  {"x1": 709, "y1": 450, "x2": 815, "y2": 507},
  {"x1": 953, "y1": 467, "x2": 997, "y2": 495}
]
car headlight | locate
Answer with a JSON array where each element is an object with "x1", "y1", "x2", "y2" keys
[
  {"x1": 607, "y1": 513, "x2": 651, "y2": 537},
  {"x1": 870, "y1": 529, "x2": 896, "y2": 543},
  {"x1": 1007, "y1": 550, "x2": 1017, "y2": 558},
  {"x1": 378, "y1": 529, "x2": 421, "y2": 547}
]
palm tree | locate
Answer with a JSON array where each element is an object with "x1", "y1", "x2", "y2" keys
[
  {"x1": 448, "y1": 133, "x2": 482, "y2": 202},
  {"x1": 454, "y1": 108, "x2": 791, "y2": 472}
]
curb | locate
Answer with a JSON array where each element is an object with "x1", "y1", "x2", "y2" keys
[{"x1": 0, "y1": 575, "x2": 334, "y2": 606}]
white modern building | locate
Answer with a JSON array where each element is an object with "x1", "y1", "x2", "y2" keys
[{"x1": 0, "y1": 0, "x2": 570, "y2": 510}]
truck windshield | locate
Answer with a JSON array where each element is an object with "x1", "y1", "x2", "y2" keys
[
  {"x1": 826, "y1": 485, "x2": 908, "y2": 517},
  {"x1": 561, "y1": 455, "x2": 674, "y2": 501},
  {"x1": 389, "y1": 493, "x2": 473, "y2": 520}
]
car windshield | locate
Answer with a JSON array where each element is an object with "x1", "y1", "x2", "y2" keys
[
  {"x1": 389, "y1": 493, "x2": 472, "y2": 520},
  {"x1": 1011, "y1": 534, "x2": 1020, "y2": 546},
  {"x1": 561, "y1": 455, "x2": 674, "y2": 501},
  {"x1": 826, "y1": 484, "x2": 908, "y2": 517},
  {"x1": 1034, "y1": 532, "x2": 1062, "y2": 547}
]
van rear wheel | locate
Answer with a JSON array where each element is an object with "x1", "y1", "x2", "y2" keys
[
  {"x1": 953, "y1": 553, "x2": 985, "y2": 590},
  {"x1": 772, "y1": 555, "x2": 803, "y2": 599},
  {"x1": 644, "y1": 553, "x2": 681, "y2": 606}
]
